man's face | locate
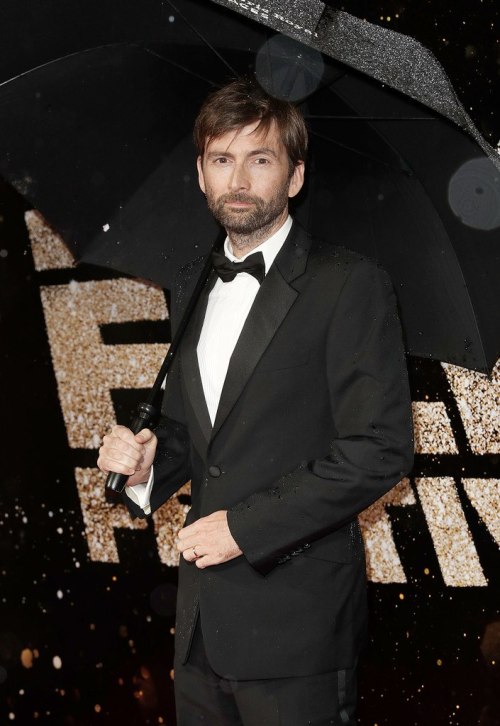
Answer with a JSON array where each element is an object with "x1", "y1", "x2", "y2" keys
[{"x1": 197, "y1": 120, "x2": 304, "y2": 237}]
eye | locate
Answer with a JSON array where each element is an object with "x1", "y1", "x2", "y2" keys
[
  {"x1": 254, "y1": 157, "x2": 270, "y2": 165},
  {"x1": 213, "y1": 156, "x2": 230, "y2": 164}
]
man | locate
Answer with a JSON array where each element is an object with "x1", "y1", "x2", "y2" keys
[{"x1": 98, "y1": 78, "x2": 413, "y2": 725}]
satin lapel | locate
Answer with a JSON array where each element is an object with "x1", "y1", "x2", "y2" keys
[
  {"x1": 211, "y1": 223, "x2": 311, "y2": 440},
  {"x1": 180, "y1": 270, "x2": 217, "y2": 448}
]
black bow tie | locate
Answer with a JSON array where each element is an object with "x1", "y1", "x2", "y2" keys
[{"x1": 212, "y1": 249, "x2": 266, "y2": 284}]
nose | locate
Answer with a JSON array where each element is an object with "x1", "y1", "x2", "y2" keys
[{"x1": 228, "y1": 162, "x2": 249, "y2": 191}]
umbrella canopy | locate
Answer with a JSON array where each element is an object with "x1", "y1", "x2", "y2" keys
[
  {"x1": 0, "y1": 0, "x2": 499, "y2": 373},
  {"x1": 0, "y1": 0, "x2": 167, "y2": 84}
]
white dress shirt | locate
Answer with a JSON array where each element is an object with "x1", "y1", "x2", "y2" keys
[{"x1": 126, "y1": 215, "x2": 293, "y2": 514}]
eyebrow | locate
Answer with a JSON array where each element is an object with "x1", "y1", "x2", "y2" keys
[{"x1": 205, "y1": 147, "x2": 279, "y2": 160}]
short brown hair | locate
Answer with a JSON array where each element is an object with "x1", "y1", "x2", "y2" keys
[{"x1": 194, "y1": 77, "x2": 308, "y2": 169}]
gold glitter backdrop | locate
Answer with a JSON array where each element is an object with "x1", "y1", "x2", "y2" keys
[{"x1": 26, "y1": 211, "x2": 500, "y2": 587}]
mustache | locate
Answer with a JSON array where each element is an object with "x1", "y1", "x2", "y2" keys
[{"x1": 218, "y1": 193, "x2": 261, "y2": 205}]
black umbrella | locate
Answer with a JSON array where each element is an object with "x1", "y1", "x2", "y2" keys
[
  {"x1": 0, "y1": 42, "x2": 221, "y2": 283},
  {"x1": 0, "y1": 0, "x2": 499, "y2": 376}
]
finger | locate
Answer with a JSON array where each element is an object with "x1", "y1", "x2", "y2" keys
[
  {"x1": 110, "y1": 425, "x2": 145, "y2": 450},
  {"x1": 101, "y1": 440, "x2": 145, "y2": 467},
  {"x1": 97, "y1": 452, "x2": 141, "y2": 476},
  {"x1": 195, "y1": 554, "x2": 218, "y2": 569},
  {"x1": 101, "y1": 445, "x2": 145, "y2": 469},
  {"x1": 182, "y1": 545, "x2": 204, "y2": 562},
  {"x1": 101, "y1": 436, "x2": 146, "y2": 462},
  {"x1": 100, "y1": 444, "x2": 145, "y2": 472},
  {"x1": 99, "y1": 439, "x2": 147, "y2": 471},
  {"x1": 195, "y1": 546, "x2": 241, "y2": 568},
  {"x1": 177, "y1": 522, "x2": 201, "y2": 541},
  {"x1": 134, "y1": 428, "x2": 155, "y2": 444},
  {"x1": 97, "y1": 456, "x2": 136, "y2": 477},
  {"x1": 177, "y1": 533, "x2": 202, "y2": 553}
]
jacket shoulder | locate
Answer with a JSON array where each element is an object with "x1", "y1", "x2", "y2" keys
[
  {"x1": 172, "y1": 253, "x2": 207, "y2": 315},
  {"x1": 308, "y1": 236, "x2": 391, "y2": 286}
]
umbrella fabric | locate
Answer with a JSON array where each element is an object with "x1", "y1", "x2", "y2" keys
[
  {"x1": 209, "y1": 0, "x2": 499, "y2": 168},
  {"x1": 0, "y1": 43, "x2": 221, "y2": 283},
  {"x1": 299, "y1": 70, "x2": 500, "y2": 374},
  {"x1": 0, "y1": 0, "x2": 166, "y2": 84},
  {"x1": 0, "y1": 0, "x2": 498, "y2": 373}
]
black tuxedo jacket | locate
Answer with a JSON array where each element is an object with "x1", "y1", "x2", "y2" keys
[{"x1": 125, "y1": 222, "x2": 414, "y2": 680}]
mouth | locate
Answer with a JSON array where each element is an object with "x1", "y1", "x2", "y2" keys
[{"x1": 225, "y1": 200, "x2": 254, "y2": 208}]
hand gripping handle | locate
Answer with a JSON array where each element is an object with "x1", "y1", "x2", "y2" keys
[{"x1": 105, "y1": 402, "x2": 156, "y2": 494}]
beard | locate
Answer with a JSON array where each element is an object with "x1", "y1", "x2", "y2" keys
[{"x1": 205, "y1": 183, "x2": 290, "y2": 237}]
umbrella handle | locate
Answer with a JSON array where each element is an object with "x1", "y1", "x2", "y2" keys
[{"x1": 105, "y1": 402, "x2": 157, "y2": 493}]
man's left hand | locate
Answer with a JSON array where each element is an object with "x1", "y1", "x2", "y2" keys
[{"x1": 177, "y1": 510, "x2": 242, "y2": 569}]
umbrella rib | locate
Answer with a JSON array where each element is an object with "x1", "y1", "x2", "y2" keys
[
  {"x1": 164, "y1": 0, "x2": 237, "y2": 76},
  {"x1": 0, "y1": 43, "x2": 124, "y2": 88},
  {"x1": 139, "y1": 46, "x2": 223, "y2": 90},
  {"x1": 321, "y1": 84, "x2": 419, "y2": 174},
  {"x1": 307, "y1": 128, "x2": 400, "y2": 172}
]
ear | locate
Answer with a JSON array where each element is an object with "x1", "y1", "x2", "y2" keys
[
  {"x1": 288, "y1": 161, "x2": 305, "y2": 199},
  {"x1": 197, "y1": 156, "x2": 206, "y2": 194}
]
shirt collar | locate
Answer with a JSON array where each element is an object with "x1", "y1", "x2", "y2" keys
[{"x1": 224, "y1": 215, "x2": 293, "y2": 275}]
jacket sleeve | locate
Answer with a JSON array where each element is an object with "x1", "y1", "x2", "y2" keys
[
  {"x1": 227, "y1": 260, "x2": 414, "y2": 575},
  {"x1": 148, "y1": 358, "x2": 192, "y2": 515},
  {"x1": 121, "y1": 357, "x2": 192, "y2": 520}
]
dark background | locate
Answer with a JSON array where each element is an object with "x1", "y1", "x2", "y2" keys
[
  {"x1": 0, "y1": 1, "x2": 499, "y2": 724},
  {"x1": 338, "y1": 0, "x2": 500, "y2": 146}
]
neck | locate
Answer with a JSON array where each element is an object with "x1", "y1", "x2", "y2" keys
[{"x1": 227, "y1": 209, "x2": 288, "y2": 258}]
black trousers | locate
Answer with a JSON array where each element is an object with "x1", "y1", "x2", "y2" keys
[{"x1": 174, "y1": 620, "x2": 358, "y2": 726}]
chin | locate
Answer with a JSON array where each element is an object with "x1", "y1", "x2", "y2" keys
[{"x1": 220, "y1": 214, "x2": 258, "y2": 235}]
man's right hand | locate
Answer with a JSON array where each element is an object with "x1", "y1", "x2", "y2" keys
[{"x1": 97, "y1": 426, "x2": 157, "y2": 486}]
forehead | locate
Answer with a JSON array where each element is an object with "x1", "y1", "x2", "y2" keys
[{"x1": 204, "y1": 120, "x2": 285, "y2": 155}]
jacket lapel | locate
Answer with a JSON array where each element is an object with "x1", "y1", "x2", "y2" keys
[
  {"x1": 211, "y1": 223, "x2": 311, "y2": 440},
  {"x1": 180, "y1": 268, "x2": 216, "y2": 449}
]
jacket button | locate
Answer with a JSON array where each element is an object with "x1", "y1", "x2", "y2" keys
[{"x1": 208, "y1": 465, "x2": 221, "y2": 478}]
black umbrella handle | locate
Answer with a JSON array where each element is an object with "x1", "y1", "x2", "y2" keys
[
  {"x1": 104, "y1": 242, "x2": 218, "y2": 495},
  {"x1": 105, "y1": 402, "x2": 157, "y2": 493}
]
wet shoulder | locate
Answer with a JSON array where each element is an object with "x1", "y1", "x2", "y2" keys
[
  {"x1": 173, "y1": 253, "x2": 207, "y2": 312},
  {"x1": 308, "y1": 236, "x2": 385, "y2": 284}
]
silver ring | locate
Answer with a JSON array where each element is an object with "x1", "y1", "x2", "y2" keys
[{"x1": 192, "y1": 546, "x2": 198, "y2": 558}]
